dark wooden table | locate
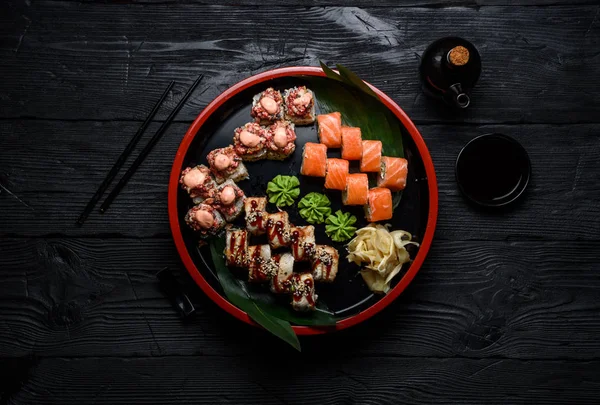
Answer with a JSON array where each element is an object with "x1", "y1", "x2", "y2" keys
[{"x1": 2, "y1": 0, "x2": 600, "y2": 403}]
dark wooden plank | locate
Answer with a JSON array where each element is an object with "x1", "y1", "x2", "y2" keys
[
  {"x1": 1, "y1": 3, "x2": 599, "y2": 123},
  {"x1": 4, "y1": 356, "x2": 600, "y2": 405},
  {"x1": 30, "y1": 0, "x2": 600, "y2": 5},
  {"x1": 1, "y1": 120, "x2": 598, "y2": 240},
  {"x1": 1, "y1": 237, "x2": 599, "y2": 359}
]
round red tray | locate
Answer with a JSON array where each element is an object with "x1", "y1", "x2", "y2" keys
[{"x1": 168, "y1": 66, "x2": 438, "y2": 335}]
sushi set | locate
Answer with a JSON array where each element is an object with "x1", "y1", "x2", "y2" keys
[{"x1": 169, "y1": 67, "x2": 438, "y2": 333}]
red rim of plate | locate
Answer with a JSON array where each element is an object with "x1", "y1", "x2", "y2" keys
[{"x1": 168, "y1": 66, "x2": 438, "y2": 335}]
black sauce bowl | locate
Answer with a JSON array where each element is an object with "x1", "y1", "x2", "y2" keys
[{"x1": 455, "y1": 133, "x2": 531, "y2": 208}]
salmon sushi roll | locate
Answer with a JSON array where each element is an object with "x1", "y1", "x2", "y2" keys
[
  {"x1": 224, "y1": 226, "x2": 249, "y2": 268},
  {"x1": 324, "y1": 158, "x2": 349, "y2": 190},
  {"x1": 233, "y1": 122, "x2": 269, "y2": 161},
  {"x1": 317, "y1": 112, "x2": 342, "y2": 148},
  {"x1": 283, "y1": 86, "x2": 315, "y2": 125},
  {"x1": 378, "y1": 156, "x2": 408, "y2": 191},
  {"x1": 341, "y1": 127, "x2": 362, "y2": 160},
  {"x1": 364, "y1": 187, "x2": 393, "y2": 222},
  {"x1": 343, "y1": 173, "x2": 369, "y2": 206},
  {"x1": 360, "y1": 140, "x2": 383, "y2": 172},
  {"x1": 300, "y1": 142, "x2": 327, "y2": 177},
  {"x1": 266, "y1": 120, "x2": 296, "y2": 160},
  {"x1": 251, "y1": 87, "x2": 284, "y2": 125}
]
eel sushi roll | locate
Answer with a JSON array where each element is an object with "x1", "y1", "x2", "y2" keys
[
  {"x1": 233, "y1": 122, "x2": 269, "y2": 161},
  {"x1": 184, "y1": 204, "x2": 225, "y2": 239},
  {"x1": 341, "y1": 126, "x2": 362, "y2": 161},
  {"x1": 224, "y1": 227, "x2": 249, "y2": 268},
  {"x1": 324, "y1": 158, "x2": 349, "y2": 191},
  {"x1": 290, "y1": 273, "x2": 317, "y2": 312},
  {"x1": 311, "y1": 245, "x2": 339, "y2": 282},
  {"x1": 289, "y1": 225, "x2": 316, "y2": 262},
  {"x1": 247, "y1": 245, "x2": 278, "y2": 283},
  {"x1": 377, "y1": 156, "x2": 408, "y2": 191},
  {"x1": 342, "y1": 173, "x2": 369, "y2": 206},
  {"x1": 266, "y1": 211, "x2": 291, "y2": 249},
  {"x1": 270, "y1": 253, "x2": 295, "y2": 294},
  {"x1": 179, "y1": 164, "x2": 216, "y2": 204},
  {"x1": 364, "y1": 187, "x2": 393, "y2": 222},
  {"x1": 244, "y1": 197, "x2": 268, "y2": 235},
  {"x1": 317, "y1": 112, "x2": 342, "y2": 148},
  {"x1": 207, "y1": 145, "x2": 248, "y2": 184},
  {"x1": 360, "y1": 140, "x2": 382, "y2": 172},
  {"x1": 266, "y1": 120, "x2": 296, "y2": 160},
  {"x1": 300, "y1": 142, "x2": 327, "y2": 177},
  {"x1": 213, "y1": 179, "x2": 245, "y2": 222},
  {"x1": 283, "y1": 86, "x2": 316, "y2": 125},
  {"x1": 251, "y1": 87, "x2": 284, "y2": 125}
]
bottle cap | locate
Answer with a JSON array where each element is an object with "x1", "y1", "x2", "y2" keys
[{"x1": 448, "y1": 46, "x2": 470, "y2": 66}]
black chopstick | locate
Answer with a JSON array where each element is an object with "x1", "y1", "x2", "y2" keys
[
  {"x1": 76, "y1": 80, "x2": 175, "y2": 226},
  {"x1": 99, "y1": 74, "x2": 204, "y2": 214}
]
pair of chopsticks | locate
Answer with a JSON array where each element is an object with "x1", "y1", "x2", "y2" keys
[{"x1": 77, "y1": 74, "x2": 204, "y2": 225}]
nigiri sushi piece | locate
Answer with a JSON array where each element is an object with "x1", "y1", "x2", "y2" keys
[
  {"x1": 266, "y1": 120, "x2": 296, "y2": 160},
  {"x1": 364, "y1": 187, "x2": 393, "y2": 222},
  {"x1": 342, "y1": 173, "x2": 369, "y2": 206},
  {"x1": 324, "y1": 158, "x2": 349, "y2": 190},
  {"x1": 317, "y1": 112, "x2": 342, "y2": 148},
  {"x1": 266, "y1": 211, "x2": 291, "y2": 249},
  {"x1": 289, "y1": 225, "x2": 316, "y2": 262},
  {"x1": 207, "y1": 145, "x2": 248, "y2": 184},
  {"x1": 341, "y1": 126, "x2": 362, "y2": 160},
  {"x1": 247, "y1": 244, "x2": 278, "y2": 283},
  {"x1": 360, "y1": 140, "x2": 383, "y2": 172},
  {"x1": 244, "y1": 197, "x2": 268, "y2": 235},
  {"x1": 290, "y1": 273, "x2": 317, "y2": 312},
  {"x1": 311, "y1": 245, "x2": 339, "y2": 282},
  {"x1": 284, "y1": 86, "x2": 315, "y2": 125},
  {"x1": 377, "y1": 156, "x2": 408, "y2": 191},
  {"x1": 300, "y1": 142, "x2": 327, "y2": 177},
  {"x1": 270, "y1": 253, "x2": 295, "y2": 294},
  {"x1": 179, "y1": 164, "x2": 217, "y2": 204},
  {"x1": 251, "y1": 87, "x2": 284, "y2": 125},
  {"x1": 233, "y1": 122, "x2": 269, "y2": 161},
  {"x1": 184, "y1": 204, "x2": 225, "y2": 238},
  {"x1": 224, "y1": 227, "x2": 248, "y2": 268},
  {"x1": 212, "y1": 180, "x2": 246, "y2": 222}
]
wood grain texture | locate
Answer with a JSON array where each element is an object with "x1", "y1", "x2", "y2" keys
[
  {"x1": 31, "y1": 0, "x2": 600, "y2": 5},
  {"x1": 1, "y1": 237, "x2": 599, "y2": 359},
  {"x1": 4, "y1": 356, "x2": 600, "y2": 405},
  {"x1": 1, "y1": 0, "x2": 600, "y2": 402},
  {"x1": 1, "y1": 120, "x2": 598, "y2": 240},
  {"x1": 1, "y1": 3, "x2": 599, "y2": 123}
]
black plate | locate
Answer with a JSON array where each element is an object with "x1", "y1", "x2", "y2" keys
[{"x1": 176, "y1": 75, "x2": 430, "y2": 319}]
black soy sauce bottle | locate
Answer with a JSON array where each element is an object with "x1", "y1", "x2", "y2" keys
[{"x1": 419, "y1": 37, "x2": 481, "y2": 109}]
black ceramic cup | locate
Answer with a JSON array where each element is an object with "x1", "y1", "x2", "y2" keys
[{"x1": 455, "y1": 133, "x2": 531, "y2": 208}]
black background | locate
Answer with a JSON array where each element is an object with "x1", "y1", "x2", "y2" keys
[{"x1": 1, "y1": 1, "x2": 599, "y2": 404}]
